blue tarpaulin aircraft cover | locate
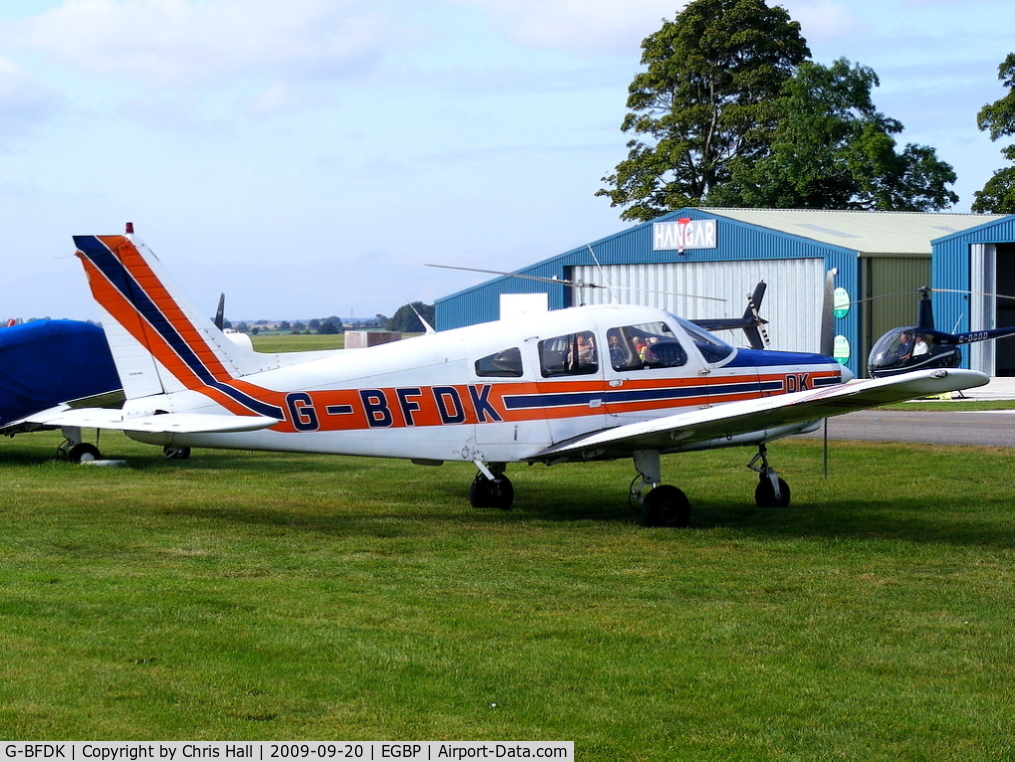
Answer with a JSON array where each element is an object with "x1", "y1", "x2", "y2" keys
[{"x1": 0, "y1": 320, "x2": 120, "y2": 427}]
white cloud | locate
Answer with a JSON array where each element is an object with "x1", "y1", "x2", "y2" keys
[
  {"x1": 7, "y1": 0, "x2": 419, "y2": 89},
  {"x1": 760, "y1": 1, "x2": 872, "y2": 45},
  {"x1": 454, "y1": 0, "x2": 684, "y2": 56},
  {"x1": 0, "y1": 56, "x2": 63, "y2": 143}
]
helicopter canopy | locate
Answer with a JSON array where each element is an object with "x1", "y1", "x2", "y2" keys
[{"x1": 868, "y1": 328, "x2": 958, "y2": 376}]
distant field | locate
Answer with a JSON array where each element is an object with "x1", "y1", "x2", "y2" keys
[
  {"x1": 251, "y1": 333, "x2": 345, "y2": 352},
  {"x1": 2, "y1": 430, "x2": 1014, "y2": 756}
]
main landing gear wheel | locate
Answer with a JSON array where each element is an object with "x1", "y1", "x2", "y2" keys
[
  {"x1": 469, "y1": 472, "x2": 514, "y2": 510},
  {"x1": 755, "y1": 477, "x2": 791, "y2": 508},
  {"x1": 67, "y1": 443, "x2": 101, "y2": 463},
  {"x1": 163, "y1": 446, "x2": 192, "y2": 460},
  {"x1": 748, "y1": 444, "x2": 791, "y2": 508},
  {"x1": 641, "y1": 485, "x2": 691, "y2": 528}
]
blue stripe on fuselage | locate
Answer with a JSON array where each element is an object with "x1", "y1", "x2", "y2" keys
[{"x1": 504, "y1": 379, "x2": 784, "y2": 411}]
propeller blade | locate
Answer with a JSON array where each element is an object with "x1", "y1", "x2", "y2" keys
[
  {"x1": 820, "y1": 270, "x2": 835, "y2": 358},
  {"x1": 215, "y1": 293, "x2": 225, "y2": 331}
]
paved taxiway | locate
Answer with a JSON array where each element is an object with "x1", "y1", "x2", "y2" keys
[{"x1": 801, "y1": 377, "x2": 1015, "y2": 447}]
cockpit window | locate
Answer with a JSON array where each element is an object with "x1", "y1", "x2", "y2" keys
[
  {"x1": 671, "y1": 316, "x2": 735, "y2": 364},
  {"x1": 869, "y1": 330, "x2": 934, "y2": 367},
  {"x1": 539, "y1": 331, "x2": 598, "y2": 377},
  {"x1": 475, "y1": 347, "x2": 523, "y2": 377},
  {"x1": 607, "y1": 322, "x2": 687, "y2": 370}
]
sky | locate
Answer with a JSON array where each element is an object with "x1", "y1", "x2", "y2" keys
[{"x1": 1, "y1": 0, "x2": 1013, "y2": 323}]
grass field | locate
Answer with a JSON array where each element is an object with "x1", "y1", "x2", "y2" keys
[
  {"x1": 2, "y1": 427, "x2": 1014, "y2": 757},
  {"x1": 251, "y1": 334, "x2": 345, "y2": 352}
]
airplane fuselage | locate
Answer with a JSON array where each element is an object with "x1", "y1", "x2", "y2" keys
[{"x1": 124, "y1": 303, "x2": 847, "y2": 464}]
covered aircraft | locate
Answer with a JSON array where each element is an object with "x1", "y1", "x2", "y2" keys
[
  {"x1": 25, "y1": 228, "x2": 988, "y2": 526},
  {"x1": 0, "y1": 319, "x2": 122, "y2": 459}
]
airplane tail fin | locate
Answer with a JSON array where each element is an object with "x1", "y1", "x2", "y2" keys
[{"x1": 72, "y1": 229, "x2": 284, "y2": 419}]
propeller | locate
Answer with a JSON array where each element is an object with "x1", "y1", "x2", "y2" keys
[
  {"x1": 214, "y1": 293, "x2": 225, "y2": 330},
  {"x1": 820, "y1": 269, "x2": 836, "y2": 358}
]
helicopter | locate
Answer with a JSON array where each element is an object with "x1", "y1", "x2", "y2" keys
[{"x1": 867, "y1": 287, "x2": 1015, "y2": 377}]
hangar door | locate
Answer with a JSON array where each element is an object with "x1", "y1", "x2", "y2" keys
[
  {"x1": 568, "y1": 259, "x2": 826, "y2": 354},
  {"x1": 860, "y1": 256, "x2": 931, "y2": 377},
  {"x1": 970, "y1": 243, "x2": 1015, "y2": 376}
]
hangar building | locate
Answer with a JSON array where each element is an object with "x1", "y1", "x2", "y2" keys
[{"x1": 435, "y1": 209, "x2": 1015, "y2": 377}]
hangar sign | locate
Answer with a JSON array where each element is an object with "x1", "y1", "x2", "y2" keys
[{"x1": 653, "y1": 218, "x2": 717, "y2": 252}]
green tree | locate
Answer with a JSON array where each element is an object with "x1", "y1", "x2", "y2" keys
[
  {"x1": 596, "y1": 0, "x2": 810, "y2": 221},
  {"x1": 387, "y1": 302, "x2": 435, "y2": 333},
  {"x1": 712, "y1": 59, "x2": 958, "y2": 210},
  {"x1": 973, "y1": 53, "x2": 1015, "y2": 214}
]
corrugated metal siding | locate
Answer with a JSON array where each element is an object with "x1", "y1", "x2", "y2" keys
[
  {"x1": 435, "y1": 208, "x2": 867, "y2": 374},
  {"x1": 571, "y1": 259, "x2": 827, "y2": 354}
]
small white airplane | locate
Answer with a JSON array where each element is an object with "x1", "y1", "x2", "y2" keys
[{"x1": 25, "y1": 226, "x2": 988, "y2": 527}]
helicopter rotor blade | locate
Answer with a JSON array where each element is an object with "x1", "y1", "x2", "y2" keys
[{"x1": 425, "y1": 263, "x2": 726, "y2": 302}]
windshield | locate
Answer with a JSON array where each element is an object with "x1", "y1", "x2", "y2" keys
[
  {"x1": 670, "y1": 316, "x2": 735, "y2": 364},
  {"x1": 869, "y1": 329, "x2": 916, "y2": 368}
]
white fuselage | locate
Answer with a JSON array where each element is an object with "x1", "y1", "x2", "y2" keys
[{"x1": 125, "y1": 303, "x2": 846, "y2": 465}]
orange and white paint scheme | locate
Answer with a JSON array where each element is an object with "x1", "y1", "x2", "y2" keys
[{"x1": 29, "y1": 227, "x2": 988, "y2": 526}]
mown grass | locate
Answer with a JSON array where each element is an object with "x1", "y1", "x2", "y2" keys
[
  {"x1": 251, "y1": 334, "x2": 345, "y2": 352},
  {"x1": 2, "y1": 431, "x2": 1014, "y2": 757}
]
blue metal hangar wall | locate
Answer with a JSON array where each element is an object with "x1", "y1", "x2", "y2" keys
[{"x1": 435, "y1": 208, "x2": 1008, "y2": 377}]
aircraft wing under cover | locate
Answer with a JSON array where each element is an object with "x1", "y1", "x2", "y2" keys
[
  {"x1": 532, "y1": 368, "x2": 989, "y2": 461},
  {"x1": 22, "y1": 407, "x2": 279, "y2": 435}
]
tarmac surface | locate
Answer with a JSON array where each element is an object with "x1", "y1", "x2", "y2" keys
[{"x1": 802, "y1": 376, "x2": 1015, "y2": 447}]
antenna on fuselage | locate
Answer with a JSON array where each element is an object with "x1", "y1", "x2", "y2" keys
[
  {"x1": 587, "y1": 245, "x2": 618, "y2": 305},
  {"x1": 404, "y1": 299, "x2": 435, "y2": 335}
]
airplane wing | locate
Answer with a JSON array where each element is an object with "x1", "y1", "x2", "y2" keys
[
  {"x1": 533, "y1": 368, "x2": 989, "y2": 461},
  {"x1": 21, "y1": 407, "x2": 279, "y2": 435}
]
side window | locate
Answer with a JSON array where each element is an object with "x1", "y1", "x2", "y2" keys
[
  {"x1": 475, "y1": 347, "x2": 523, "y2": 377},
  {"x1": 539, "y1": 331, "x2": 598, "y2": 377},
  {"x1": 607, "y1": 322, "x2": 687, "y2": 370}
]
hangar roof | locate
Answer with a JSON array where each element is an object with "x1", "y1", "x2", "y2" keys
[{"x1": 703, "y1": 208, "x2": 1004, "y2": 256}]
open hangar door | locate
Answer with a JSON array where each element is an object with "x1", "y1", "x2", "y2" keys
[
  {"x1": 970, "y1": 243, "x2": 1015, "y2": 376},
  {"x1": 859, "y1": 257, "x2": 931, "y2": 377},
  {"x1": 568, "y1": 259, "x2": 827, "y2": 354},
  {"x1": 999, "y1": 243, "x2": 1015, "y2": 375}
]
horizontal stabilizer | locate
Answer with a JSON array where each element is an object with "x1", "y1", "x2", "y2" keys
[
  {"x1": 534, "y1": 368, "x2": 989, "y2": 460},
  {"x1": 25, "y1": 407, "x2": 279, "y2": 435}
]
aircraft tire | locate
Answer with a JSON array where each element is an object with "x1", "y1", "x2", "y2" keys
[
  {"x1": 755, "y1": 477, "x2": 791, "y2": 508},
  {"x1": 641, "y1": 485, "x2": 690, "y2": 528},
  {"x1": 68, "y1": 443, "x2": 101, "y2": 463},
  {"x1": 469, "y1": 472, "x2": 514, "y2": 510},
  {"x1": 163, "y1": 446, "x2": 192, "y2": 460}
]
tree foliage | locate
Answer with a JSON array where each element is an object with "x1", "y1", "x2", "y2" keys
[
  {"x1": 598, "y1": 2, "x2": 957, "y2": 218},
  {"x1": 972, "y1": 53, "x2": 1015, "y2": 214},
  {"x1": 595, "y1": 0, "x2": 809, "y2": 221},
  {"x1": 711, "y1": 59, "x2": 957, "y2": 210},
  {"x1": 387, "y1": 302, "x2": 435, "y2": 333}
]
